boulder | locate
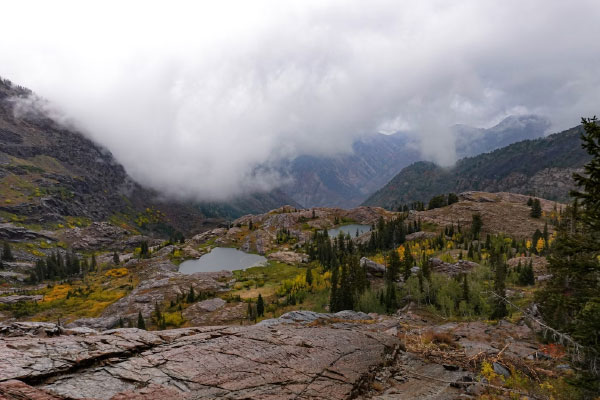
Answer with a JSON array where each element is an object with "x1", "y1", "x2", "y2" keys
[
  {"x1": 360, "y1": 257, "x2": 386, "y2": 276},
  {"x1": 268, "y1": 251, "x2": 307, "y2": 265},
  {"x1": 0, "y1": 295, "x2": 43, "y2": 304}
]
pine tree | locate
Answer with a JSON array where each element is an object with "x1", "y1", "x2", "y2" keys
[
  {"x1": 154, "y1": 302, "x2": 162, "y2": 325},
  {"x1": 113, "y1": 252, "x2": 120, "y2": 265},
  {"x1": 329, "y1": 261, "x2": 340, "y2": 312},
  {"x1": 471, "y1": 214, "x2": 483, "y2": 239},
  {"x1": 2, "y1": 242, "x2": 14, "y2": 261},
  {"x1": 305, "y1": 267, "x2": 313, "y2": 288},
  {"x1": 187, "y1": 286, "x2": 195, "y2": 303},
  {"x1": 572, "y1": 117, "x2": 600, "y2": 230},
  {"x1": 490, "y1": 251, "x2": 508, "y2": 319},
  {"x1": 527, "y1": 197, "x2": 534, "y2": 207},
  {"x1": 402, "y1": 245, "x2": 414, "y2": 280},
  {"x1": 256, "y1": 294, "x2": 264, "y2": 317},
  {"x1": 462, "y1": 273, "x2": 470, "y2": 303},
  {"x1": 137, "y1": 311, "x2": 146, "y2": 330},
  {"x1": 530, "y1": 199, "x2": 542, "y2": 218},
  {"x1": 536, "y1": 138, "x2": 600, "y2": 360},
  {"x1": 118, "y1": 317, "x2": 124, "y2": 328},
  {"x1": 91, "y1": 253, "x2": 97, "y2": 272},
  {"x1": 387, "y1": 250, "x2": 401, "y2": 283}
]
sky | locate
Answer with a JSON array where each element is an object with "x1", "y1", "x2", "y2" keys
[{"x1": 1, "y1": 0, "x2": 599, "y2": 200}]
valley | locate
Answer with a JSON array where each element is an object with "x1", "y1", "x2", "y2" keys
[
  {"x1": 0, "y1": 78, "x2": 598, "y2": 399},
  {"x1": 0, "y1": 189, "x2": 592, "y2": 399}
]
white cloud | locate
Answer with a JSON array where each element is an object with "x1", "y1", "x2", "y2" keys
[{"x1": 1, "y1": 0, "x2": 599, "y2": 199}]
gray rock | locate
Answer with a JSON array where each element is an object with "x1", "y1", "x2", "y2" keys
[
  {"x1": 0, "y1": 322, "x2": 398, "y2": 399},
  {"x1": 492, "y1": 362, "x2": 511, "y2": 377},
  {"x1": 0, "y1": 294, "x2": 43, "y2": 304},
  {"x1": 360, "y1": 257, "x2": 386, "y2": 276}
]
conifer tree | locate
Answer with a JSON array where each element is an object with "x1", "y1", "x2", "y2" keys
[
  {"x1": 154, "y1": 302, "x2": 162, "y2": 325},
  {"x1": 329, "y1": 263, "x2": 339, "y2": 312},
  {"x1": 91, "y1": 253, "x2": 97, "y2": 272},
  {"x1": 256, "y1": 294, "x2": 264, "y2": 317},
  {"x1": 530, "y1": 199, "x2": 542, "y2": 218},
  {"x1": 305, "y1": 267, "x2": 313, "y2": 288},
  {"x1": 113, "y1": 252, "x2": 120, "y2": 265},
  {"x1": 536, "y1": 119, "x2": 600, "y2": 355},
  {"x1": 137, "y1": 311, "x2": 146, "y2": 330},
  {"x1": 2, "y1": 241, "x2": 14, "y2": 261},
  {"x1": 387, "y1": 250, "x2": 401, "y2": 283},
  {"x1": 490, "y1": 251, "x2": 508, "y2": 319},
  {"x1": 403, "y1": 245, "x2": 414, "y2": 280},
  {"x1": 187, "y1": 286, "x2": 195, "y2": 303},
  {"x1": 462, "y1": 273, "x2": 470, "y2": 303},
  {"x1": 471, "y1": 214, "x2": 483, "y2": 239}
]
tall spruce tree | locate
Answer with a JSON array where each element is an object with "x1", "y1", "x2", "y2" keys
[
  {"x1": 490, "y1": 250, "x2": 508, "y2": 319},
  {"x1": 137, "y1": 311, "x2": 146, "y2": 330},
  {"x1": 256, "y1": 294, "x2": 264, "y2": 317},
  {"x1": 2, "y1": 242, "x2": 14, "y2": 261},
  {"x1": 530, "y1": 199, "x2": 542, "y2": 218},
  {"x1": 537, "y1": 117, "x2": 600, "y2": 355}
]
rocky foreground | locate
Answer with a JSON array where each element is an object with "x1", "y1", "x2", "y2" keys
[
  {"x1": 0, "y1": 309, "x2": 554, "y2": 400},
  {"x1": 0, "y1": 312, "x2": 398, "y2": 400}
]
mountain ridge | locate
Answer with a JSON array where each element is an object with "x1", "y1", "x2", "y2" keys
[
  {"x1": 282, "y1": 114, "x2": 550, "y2": 208},
  {"x1": 362, "y1": 125, "x2": 589, "y2": 209}
]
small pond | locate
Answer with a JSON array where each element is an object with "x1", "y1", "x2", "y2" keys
[
  {"x1": 326, "y1": 224, "x2": 371, "y2": 238},
  {"x1": 179, "y1": 247, "x2": 267, "y2": 274}
]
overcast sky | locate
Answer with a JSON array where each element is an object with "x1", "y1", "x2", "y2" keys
[{"x1": 1, "y1": 0, "x2": 599, "y2": 200}]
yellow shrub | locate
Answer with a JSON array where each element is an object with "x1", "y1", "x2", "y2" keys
[
  {"x1": 163, "y1": 311, "x2": 185, "y2": 327},
  {"x1": 105, "y1": 268, "x2": 129, "y2": 278}
]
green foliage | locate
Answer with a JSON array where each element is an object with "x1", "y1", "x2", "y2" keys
[
  {"x1": 355, "y1": 289, "x2": 387, "y2": 314},
  {"x1": 471, "y1": 213, "x2": 483, "y2": 239},
  {"x1": 137, "y1": 311, "x2": 146, "y2": 330},
  {"x1": 537, "y1": 117, "x2": 600, "y2": 361},
  {"x1": 256, "y1": 294, "x2": 264, "y2": 317},
  {"x1": 2, "y1": 241, "x2": 14, "y2": 261},
  {"x1": 530, "y1": 198, "x2": 542, "y2": 218}
]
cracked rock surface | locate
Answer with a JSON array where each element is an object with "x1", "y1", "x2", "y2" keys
[{"x1": 0, "y1": 320, "x2": 398, "y2": 399}]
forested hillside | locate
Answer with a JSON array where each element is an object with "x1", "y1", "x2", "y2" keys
[{"x1": 363, "y1": 125, "x2": 589, "y2": 209}]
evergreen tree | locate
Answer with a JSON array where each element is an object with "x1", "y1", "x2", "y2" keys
[
  {"x1": 572, "y1": 117, "x2": 600, "y2": 230},
  {"x1": 537, "y1": 124, "x2": 600, "y2": 359},
  {"x1": 447, "y1": 192, "x2": 459, "y2": 205},
  {"x1": 518, "y1": 261, "x2": 535, "y2": 286},
  {"x1": 113, "y1": 252, "x2": 120, "y2": 265},
  {"x1": 118, "y1": 317, "x2": 124, "y2": 328},
  {"x1": 527, "y1": 197, "x2": 534, "y2": 206},
  {"x1": 137, "y1": 311, "x2": 146, "y2": 330},
  {"x1": 402, "y1": 245, "x2": 414, "y2": 280},
  {"x1": 256, "y1": 294, "x2": 264, "y2": 317},
  {"x1": 140, "y1": 241, "x2": 149, "y2": 258},
  {"x1": 490, "y1": 251, "x2": 508, "y2": 319},
  {"x1": 462, "y1": 273, "x2": 470, "y2": 303},
  {"x1": 471, "y1": 214, "x2": 483, "y2": 239},
  {"x1": 91, "y1": 253, "x2": 97, "y2": 272},
  {"x1": 154, "y1": 302, "x2": 162, "y2": 325},
  {"x1": 305, "y1": 267, "x2": 313, "y2": 287},
  {"x1": 338, "y1": 262, "x2": 353, "y2": 310},
  {"x1": 530, "y1": 199, "x2": 542, "y2": 218},
  {"x1": 187, "y1": 286, "x2": 195, "y2": 303},
  {"x1": 2, "y1": 241, "x2": 14, "y2": 261},
  {"x1": 387, "y1": 250, "x2": 401, "y2": 283},
  {"x1": 329, "y1": 261, "x2": 340, "y2": 312}
]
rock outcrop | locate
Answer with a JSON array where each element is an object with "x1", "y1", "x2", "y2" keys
[{"x1": 0, "y1": 315, "x2": 398, "y2": 399}]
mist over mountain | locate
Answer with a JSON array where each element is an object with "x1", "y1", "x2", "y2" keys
[
  {"x1": 0, "y1": 78, "x2": 298, "y2": 234},
  {"x1": 1, "y1": 1, "x2": 599, "y2": 202},
  {"x1": 282, "y1": 114, "x2": 550, "y2": 208},
  {"x1": 362, "y1": 124, "x2": 589, "y2": 209}
]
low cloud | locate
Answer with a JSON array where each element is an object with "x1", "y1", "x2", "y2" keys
[{"x1": 1, "y1": 1, "x2": 599, "y2": 200}]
